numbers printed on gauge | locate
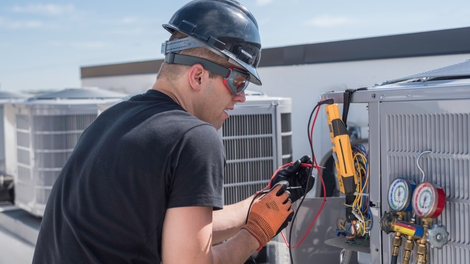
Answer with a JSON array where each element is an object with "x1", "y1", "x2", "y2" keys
[
  {"x1": 412, "y1": 182, "x2": 445, "y2": 219},
  {"x1": 416, "y1": 186, "x2": 433, "y2": 214},
  {"x1": 388, "y1": 178, "x2": 415, "y2": 212}
]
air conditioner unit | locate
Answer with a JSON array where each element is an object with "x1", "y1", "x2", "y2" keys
[
  {"x1": 220, "y1": 91, "x2": 292, "y2": 205},
  {"x1": 0, "y1": 92, "x2": 30, "y2": 174},
  {"x1": 321, "y1": 59, "x2": 470, "y2": 264},
  {"x1": 4, "y1": 88, "x2": 127, "y2": 217},
  {"x1": 0, "y1": 92, "x2": 30, "y2": 202}
]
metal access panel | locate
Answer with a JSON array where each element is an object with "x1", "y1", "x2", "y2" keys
[
  {"x1": 322, "y1": 76, "x2": 470, "y2": 263},
  {"x1": 378, "y1": 99, "x2": 470, "y2": 264},
  {"x1": 220, "y1": 96, "x2": 292, "y2": 205}
]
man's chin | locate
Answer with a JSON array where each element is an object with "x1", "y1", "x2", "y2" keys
[{"x1": 214, "y1": 115, "x2": 228, "y2": 130}]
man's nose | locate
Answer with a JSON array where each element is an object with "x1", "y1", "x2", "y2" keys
[{"x1": 234, "y1": 91, "x2": 246, "y2": 103}]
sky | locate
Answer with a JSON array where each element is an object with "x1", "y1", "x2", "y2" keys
[{"x1": 1, "y1": 0, "x2": 469, "y2": 93}]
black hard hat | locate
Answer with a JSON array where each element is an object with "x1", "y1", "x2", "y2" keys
[{"x1": 163, "y1": 0, "x2": 262, "y2": 85}]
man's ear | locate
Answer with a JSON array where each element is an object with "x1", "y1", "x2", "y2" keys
[{"x1": 188, "y1": 64, "x2": 206, "y2": 92}]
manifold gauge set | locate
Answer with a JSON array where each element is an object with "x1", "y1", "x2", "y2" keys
[{"x1": 380, "y1": 177, "x2": 449, "y2": 264}]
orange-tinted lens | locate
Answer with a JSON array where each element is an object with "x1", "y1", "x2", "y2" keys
[
  {"x1": 225, "y1": 67, "x2": 250, "y2": 94},
  {"x1": 233, "y1": 73, "x2": 248, "y2": 91}
]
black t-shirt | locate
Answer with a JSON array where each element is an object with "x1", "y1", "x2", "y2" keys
[{"x1": 33, "y1": 90, "x2": 225, "y2": 264}]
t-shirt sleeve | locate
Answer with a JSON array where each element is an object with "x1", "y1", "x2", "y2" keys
[{"x1": 167, "y1": 124, "x2": 225, "y2": 210}]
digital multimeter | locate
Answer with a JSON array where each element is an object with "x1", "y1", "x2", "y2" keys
[{"x1": 325, "y1": 103, "x2": 356, "y2": 194}]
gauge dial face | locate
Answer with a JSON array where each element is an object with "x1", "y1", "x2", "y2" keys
[
  {"x1": 388, "y1": 178, "x2": 411, "y2": 212},
  {"x1": 413, "y1": 182, "x2": 438, "y2": 218}
]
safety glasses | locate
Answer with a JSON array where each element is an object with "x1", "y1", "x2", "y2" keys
[
  {"x1": 164, "y1": 53, "x2": 250, "y2": 95},
  {"x1": 223, "y1": 67, "x2": 250, "y2": 95}
]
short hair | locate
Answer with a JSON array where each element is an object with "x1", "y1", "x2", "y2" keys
[{"x1": 157, "y1": 31, "x2": 234, "y2": 82}]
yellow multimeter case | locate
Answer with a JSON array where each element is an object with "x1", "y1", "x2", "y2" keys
[{"x1": 325, "y1": 103, "x2": 356, "y2": 194}]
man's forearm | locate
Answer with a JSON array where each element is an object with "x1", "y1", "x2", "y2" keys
[
  {"x1": 212, "y1": 229, "x2": 259, "y2": 264},
  {"x1": 212, "y1": 195, "x2": 255, "y2": 244}
]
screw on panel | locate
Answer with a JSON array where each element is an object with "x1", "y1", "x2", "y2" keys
[{"x1": 371, "y1": 94, "x2": 376, "y2": 99}]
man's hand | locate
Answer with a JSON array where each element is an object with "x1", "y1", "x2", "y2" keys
[
  {"x1": 242, "y1": 181, "x2": 293, "y2": 251},
  {"x1": 270, "y1": 155, "x2": 315, "y2": 203}
]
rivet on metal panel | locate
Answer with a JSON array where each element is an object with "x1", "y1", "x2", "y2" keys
[
  {"x1": 407, "y1": 94, "x2": 411, "y2": 98},
  {"x1": 371, "y1": 94, "x2": 376, "y2": 99},
  {"x1": 380, "y1": 95, "x2": 385, "y2": 100}
]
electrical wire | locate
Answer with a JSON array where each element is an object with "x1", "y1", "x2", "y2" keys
[
  {"x1": 346, "y1": 224, "x2": 357, "y2": 239},
  {"x1": 347, "y1": 233, "x2": 369, "y2": 246},
  {"x1": 245, "y1": 192, "x2": 264, "y2": 224},
  {"x1": 245, "y1": 99, "x2": 371, "y2": 262},
  {"x1": 248, "y1": 100, "x2": 329, "y2": 264},
  {"x1": 335, "y1": 144, "x2": 372, "y2": 240},
  {"x1": 283, "y1": 101, "x2": 329, "y2": 264}
]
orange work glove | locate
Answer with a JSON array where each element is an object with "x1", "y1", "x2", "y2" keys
[{"x1": 242, "y1": 181, "x2": 294, "y2": 251}]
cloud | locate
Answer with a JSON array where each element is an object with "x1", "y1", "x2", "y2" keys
[
  {"x1": 256, "y1": 0, "x2": 273, "y2": 6},
  {"x1": 50, "y1": 41, "x2": 105, "y2": 49},
  {"x1": 99, "y1": 16, "x2": 160, "y2": 26},
  {"x1": 0, "y1": 16, "x2": 46, "y2": 29},
  {"x1": 11, "y1": 4, "x2": 75, "y2": 16},
  {"x1": 307, "y1": 15, "x2": 360, "y2": 27}
]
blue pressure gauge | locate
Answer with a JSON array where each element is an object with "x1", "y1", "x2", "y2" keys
[{"x1": 388, "y1": 178, "x2": 417, "y2": 212}]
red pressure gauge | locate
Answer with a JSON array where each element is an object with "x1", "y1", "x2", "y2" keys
[{"x1": 412, "y1": 182, "x2": 446, "y2": 219}]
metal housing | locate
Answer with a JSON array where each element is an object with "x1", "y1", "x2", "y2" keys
[
  {"x1": 4, "y1": 88, "x2": 127, "y2": 217},
  {"x1": 219, "y1": 92, "x2": 292, "y2": 205},
  {"x1": 0, "y1": 92, "x2": 30, "y2": 173},
  {"x1": 321, "y1": 59, "x2": 470, "y2": 263}
]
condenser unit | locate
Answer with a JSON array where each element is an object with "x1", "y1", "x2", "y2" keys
[
  {"x1": 4, "y1": 88, "x2": 127, "y2": 217},
  {"x1": 0, "y1": 91, "x2": 30, "y2": 202},
  {"x1": 0, "y1": 92, "x2": 30, "y2": 173},
  {"x1": 220, "y1": 91, "x2": 292, "y2": 205},
  {"x1": 321, "y1": 59, "x2": 470, "y2": 264}
]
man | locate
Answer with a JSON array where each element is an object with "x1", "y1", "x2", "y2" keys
[{"x1": 33, "y1": 0, "x2": 314, "y2": 263}]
